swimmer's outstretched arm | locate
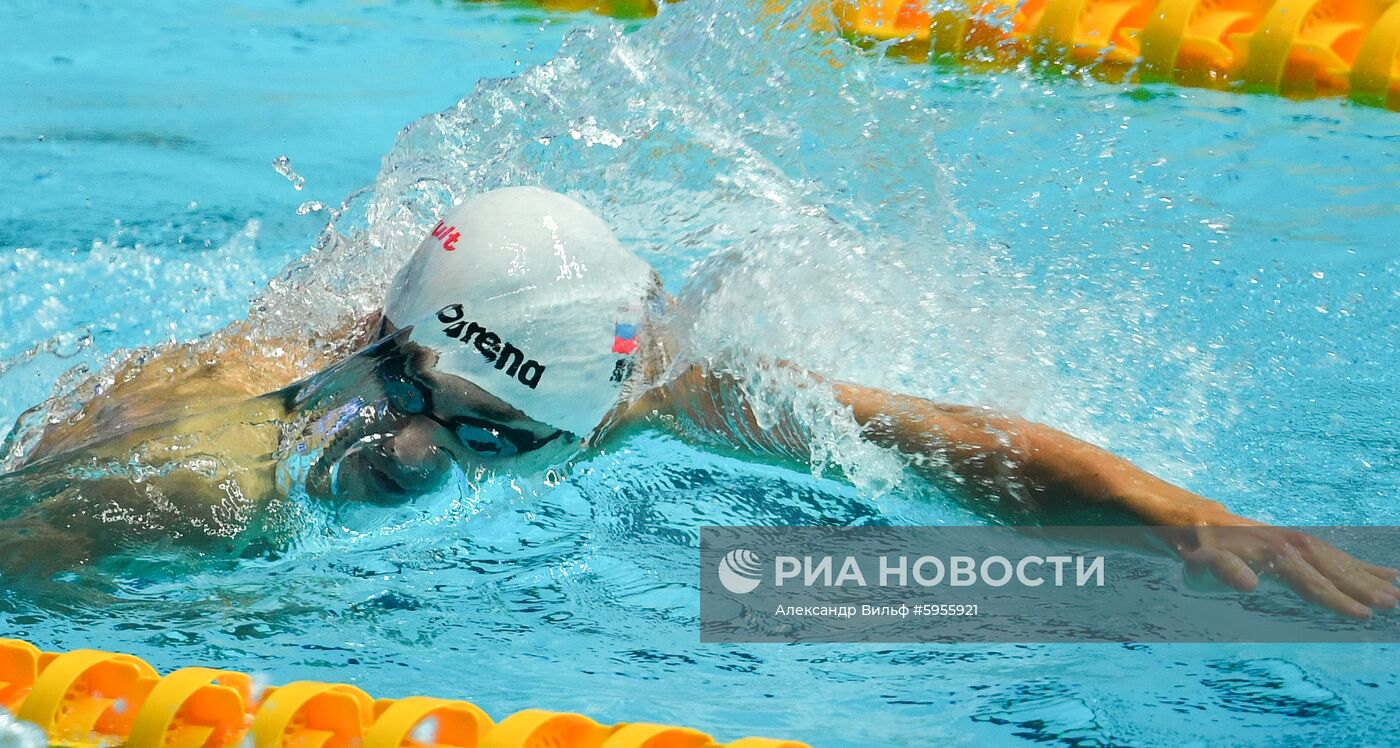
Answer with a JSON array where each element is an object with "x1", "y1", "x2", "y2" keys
[{"x1": 624, "y1": 365, "x2": 1399, "y2": 618}]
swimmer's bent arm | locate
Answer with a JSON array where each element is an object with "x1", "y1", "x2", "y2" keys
[{"x1": 626, "y1": 365, "x2": 1399, "y2": 618}]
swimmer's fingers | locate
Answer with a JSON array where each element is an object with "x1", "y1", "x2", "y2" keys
[
  {"x1": 1297, "y1": 539, "x2": 1400, "y2": 610},
  {"x1": 1267, "y1": 547, "x2": 1374, "y2": 620},
  {"x1": 1186, "y1": 527, "x2": 1387, "y2": 619},
  {"x1": 1247, "y1": 529, "x2": 1399, "y2": 613},
  {"x1": 1183, "y1": 546, "x2": 1258, "y2": 592},
  {"x1": 1362, "y1": 561, "x2": 1400, "y2": 581}
]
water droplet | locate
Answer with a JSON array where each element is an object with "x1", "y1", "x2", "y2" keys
[{"x1": 271, "y1": 155, "x2": 305, "y2": 191}]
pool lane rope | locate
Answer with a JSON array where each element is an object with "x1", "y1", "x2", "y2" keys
[
  {"x1": 496, "y1": 0, "x2": 1400, "y2": 110},
  {"x1": 0, "y1": 640, "x2": 808, "y2": 748}
]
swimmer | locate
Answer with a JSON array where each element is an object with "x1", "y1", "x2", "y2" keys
[{"x1": 1, "y1": 187, "x2": 1395, "y2": 618}]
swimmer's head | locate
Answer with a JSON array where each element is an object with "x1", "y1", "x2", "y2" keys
[{"x1": 380, "y1": 187, "x2": 656, "y2": 442}]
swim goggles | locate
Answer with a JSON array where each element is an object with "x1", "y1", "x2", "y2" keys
[{"x1": 378, "y1": 353, "x2": 565, "y2": 458}]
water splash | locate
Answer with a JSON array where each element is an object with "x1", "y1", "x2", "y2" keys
[
  {"x1": 267, "y1": 0, "x2": 1226, "y2": 494},
  {"x1": 410, "y1": 716, "x2": 439, "y2": 744},
  {"x1": 271, "y1": 155, "x2": 306, "y2": 191},
  {"x1": 0, "y1": 710, "x2": 45, "y2": 748},
  {"x1": 3, "y1": 0, "x2": 1235, "y2": 503},
  {"x1": 0, "y1": 218, "x2": 268, "y2": 471}
]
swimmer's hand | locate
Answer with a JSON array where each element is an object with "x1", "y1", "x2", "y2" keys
[{"x1": 1162, "y1": 524, "x2": 1400, "y2": 619}]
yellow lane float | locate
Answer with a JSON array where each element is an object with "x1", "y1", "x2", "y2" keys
[
  {"x1": 0, "y1": 639, "x2": 808, "y2": 748},
  {"x1": 488, "y1": 0, "x2": 1400, "y2": 109}
]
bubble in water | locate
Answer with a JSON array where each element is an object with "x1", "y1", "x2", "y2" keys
[
  {"x1": 297, "y1": 200, "x2": 326, "y2": 215},
  {"x1": 272, "y1": 155, "x2": 306, "y2": 191}
]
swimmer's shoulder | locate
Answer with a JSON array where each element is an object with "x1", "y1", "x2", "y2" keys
[
  {"x1": 27, "y1": 311, "x2": 383, "y2": 464},
  {"x1": 594, "y1": 319, "x2": 694, "y2": 443}
]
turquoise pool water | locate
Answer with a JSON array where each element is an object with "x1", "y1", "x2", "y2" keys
[{"x1": 2, "y1": 1, "x2": 1399, "y2": 745}]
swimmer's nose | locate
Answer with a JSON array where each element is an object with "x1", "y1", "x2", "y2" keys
[{"x1": 372, "y1": 417, "x2": 455, "y2": 492}]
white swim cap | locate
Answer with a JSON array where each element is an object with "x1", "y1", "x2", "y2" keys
[{"x1": 382, "y1": 187, "x2": 654, "y2": 438}]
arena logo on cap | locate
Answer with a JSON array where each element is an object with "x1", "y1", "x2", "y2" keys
[{"x1": 436, "y1": 304, "x2": 546, "y2": 389}]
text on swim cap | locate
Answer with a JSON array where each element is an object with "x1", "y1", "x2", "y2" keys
[
  {"x1": 436, "y1": 304, "x2": 545, "y2": 389},
  {"x1": 430, "y1": 220, "x2": 460, "y2": 251}
]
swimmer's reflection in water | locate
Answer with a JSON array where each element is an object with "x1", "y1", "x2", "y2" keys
[{"x1": 1, "y1": 187, "x2": 1396, "y2": 620}]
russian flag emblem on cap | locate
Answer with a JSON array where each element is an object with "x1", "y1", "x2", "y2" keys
[
  {"x1": 612, "y1": 322, "x2": 638, "y2": 354},
  {"x1": 613, "y1": 305, "x2": 640, "y2": 355}
]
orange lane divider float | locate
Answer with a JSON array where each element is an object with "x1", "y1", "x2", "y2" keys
[
  {"x1": 483, "y1": 0, "x2": 1400, "y2": 110},
  {"x1": 0, "y1": 640, "x2": 808, "y2": 748}
]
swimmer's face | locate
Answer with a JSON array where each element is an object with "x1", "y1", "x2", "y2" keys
[
  {"x1": 313, "y1": 328, "x2": 569, "y2": 503},
  {"x1": 385, "y1": 348, "x2": 567, "y2": 459}
]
